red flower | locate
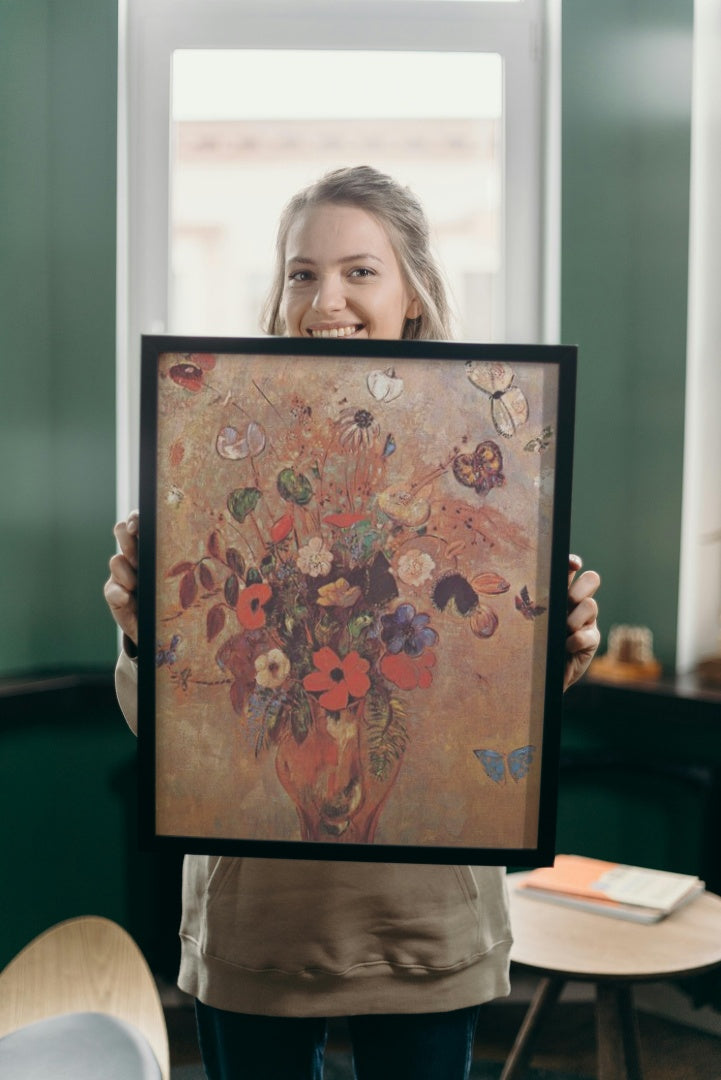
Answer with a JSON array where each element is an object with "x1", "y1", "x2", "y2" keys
[
  {"x1": 380, "y1": 650, "x2": 436, "y2": 691},
  {"x1": 323, "y1": 512, "x2": 366, "y2": 528},
  {"x1": 189, "y1": 353, "x2": 217, "y2": 372},
  {"x1": 236, "y1": 583, "x2": 272, "y2": 630},
  {"x1": 303, "y1": 647, "x2": 370, "y2": 711},
  {"x1": 270, "y1": 513, "x2": 294, "y2": 543},
  {"x1": 169, "y1": 363, "x2": 203, "y2": 393}
]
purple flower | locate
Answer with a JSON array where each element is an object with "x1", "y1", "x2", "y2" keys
[{"x1": 380, "y1": 603, "x2": 438, "y2": 658}]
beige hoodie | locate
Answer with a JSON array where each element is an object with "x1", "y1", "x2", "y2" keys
[{"x1": 116, "y1": 651, "x2": 512, "y2": 1016}]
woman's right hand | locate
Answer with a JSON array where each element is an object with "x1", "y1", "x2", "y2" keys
[{"x1": 104, "y1": 510, "x2": 139, "y2": 646}]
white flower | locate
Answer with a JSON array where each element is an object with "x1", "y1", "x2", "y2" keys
[
  {"x1": 397, "y1": 549, "x2": 436, "y2": 587},
  {"x1": 216, "y1": 421, "x2": 266, "y2": 460},
  {"x1": 297, "y1": 536, "x2": 334, "y2": 577},
  {"x1": 367, "y1": 367, "x2": 404, "y2": 403},
  {"x1": 377, "y1": 484, "x2": 431, "y2": 527},
  {"x1": 254, "y1": 649, "x2": 290, "y2": 689},
  {"x1": 337, "y1": 407, "x2": 380, "y2": 451}
]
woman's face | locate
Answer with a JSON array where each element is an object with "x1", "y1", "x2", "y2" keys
[{"x1": 280, "y1": 203, "x2": 421, "y2": 340}]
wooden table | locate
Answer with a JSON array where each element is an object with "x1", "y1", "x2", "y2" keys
[{"x1": 503, "y1": 873, "x2": 721, "y2": 1080}]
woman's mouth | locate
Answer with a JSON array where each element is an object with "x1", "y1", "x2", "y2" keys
[{"x1": 307, "y1": 324, "x2": 363, "y2": 339}]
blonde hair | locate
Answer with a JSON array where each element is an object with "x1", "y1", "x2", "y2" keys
[{"x1": 262, "y1": 166, "x2": 453, "y2": 341}]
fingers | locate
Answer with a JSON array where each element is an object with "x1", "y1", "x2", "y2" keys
[
  {"x1": 567, "y1": 553, "x2": 583, "y2": 587},
  {"x1": 568, "y1": 567, "x2": 601, "y2": 610},
  {"x1": 113, "y1": 511, "x2": 139, "y2": 568},
  {"x1": 105, "y1": 511, "x2": 140, "y2": 645},
  {"x1": 103, "y1": 574, "x2": 138, "y2": 643},
  {"x1": 565, "y1": 560, "x2": 601, "y2": 686},
  {"x1": 565, "y1": 622, "x2": 601, "y2": 658},
  {"x1": 566, "y1": 590, "x2": 600, "y2": 637}
]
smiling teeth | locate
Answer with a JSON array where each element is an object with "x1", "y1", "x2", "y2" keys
[{"x1": 310, "y1": 326, "x2": 359, "y2": 338}]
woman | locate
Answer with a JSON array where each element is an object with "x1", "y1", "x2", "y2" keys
[{"x1": 106, "y1": 166, "x2": 600, "y2": 1080}]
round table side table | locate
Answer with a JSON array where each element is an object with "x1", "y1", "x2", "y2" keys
[{"x1": 502, "y1": 873, "x2": 721, "y2": 1080}]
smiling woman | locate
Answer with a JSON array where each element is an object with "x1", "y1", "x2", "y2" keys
[
  {"x1": 263, "y1": 168, "x2": 450, "y2": 341},
  {"x1": 281, "y1": 205, "x2": 420, "y2": 340}
]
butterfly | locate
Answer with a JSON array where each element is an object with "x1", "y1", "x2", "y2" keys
[
  {"x1": 474, "y1": 746, "x2": 536, "y2": 784},
  {"x1": 382, "y1": 433, "x2": 396, "y2": 457},
  {"x1": 524, "y1": 426, "x2": 553, "y2": 453},
  {"x1": 465, "y1": 361, "x2": 529, "y2": 439},
  {"x1": 156, "y1": 634, "x2": 180, "y2": 667},
  {"x1": 452, "y1": 440, "x2": 505, "y2": 495},
  {"x1": 515, "y1": 585, "x2": 547, "y2": 620}
]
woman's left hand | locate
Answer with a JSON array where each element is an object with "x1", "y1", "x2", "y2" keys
[{"x1": 564, "y1": 555, "x2": 601, "y2": 691}]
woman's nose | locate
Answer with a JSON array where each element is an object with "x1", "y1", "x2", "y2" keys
[{"x1": 312, "y1": 274, "x2": 345, "y2": 314}]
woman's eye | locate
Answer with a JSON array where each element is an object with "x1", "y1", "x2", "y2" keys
[
  {"x1": 288, "y1": 270, "x2": 313, "y2": 283},
  {"x1": 349, "y1": 267, "x2": 375, "y2": 279}
]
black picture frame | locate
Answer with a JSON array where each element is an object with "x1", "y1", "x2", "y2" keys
[{"x1": 138, "y1": 335, "x2": 576, "y2": 865}]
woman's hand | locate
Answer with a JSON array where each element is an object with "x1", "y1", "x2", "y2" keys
[
  {"x1": 103, "y1": 510, "x2": 139, "y2": 647},
  {"x1": 564, "y1": 554, "x2": 601, "y2": 691}
]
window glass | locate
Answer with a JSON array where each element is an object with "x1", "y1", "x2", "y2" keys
[{"x1": 170, "y1": 50, "x2": 503, "y2": 340}]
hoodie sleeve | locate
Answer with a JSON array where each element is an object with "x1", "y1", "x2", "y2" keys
[{"x1": 115, "y1": 646, "x2": 139, "y2": 736}]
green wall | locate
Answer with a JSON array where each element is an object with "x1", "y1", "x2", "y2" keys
[
  {"x1": 562, "y1": 0, "x2": 693, "y2": 669},
  {"x1": 0, "y1": 0, "x2": 118, "y2": 676}
]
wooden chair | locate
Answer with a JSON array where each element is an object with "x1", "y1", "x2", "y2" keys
[{"x1": 0, "y1": 915, "x2": 169, "y2": 1079}]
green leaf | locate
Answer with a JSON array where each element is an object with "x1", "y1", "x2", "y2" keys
[
  {"x1": 224, "y1": 574, "x2": 240, "y2": 607},
  {"x1": 290, "y1": 693, "x2": 312, "y2": 744},
  {"x1": 348, "y1": 612, "x2": 374, "y2": 640},
  {"x1": 314, "y1": 614, "x2": 341, "y2": 648},
  {"x1": 226, "y1": 548, "x2": 245, "y2": 577},
  {"x1": 227, "y1": 487, "x2": 261, "y2": 523},
  {"x1": 277, "y1": 467, "x2": 313, "y2": 506},
  {"x1": 366, "y1": 690, "x2": 408, "y2": 781}
]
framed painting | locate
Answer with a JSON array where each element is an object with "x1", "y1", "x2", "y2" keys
[{"x1": 138, "y1": 336, "x2": 576, "y2": 864}]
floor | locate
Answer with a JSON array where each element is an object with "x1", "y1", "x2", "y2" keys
[{"x1": 165, "y1": 978, "x2": 721, "y2": 1079}]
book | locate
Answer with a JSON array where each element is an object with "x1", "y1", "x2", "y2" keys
[{"x1": 515, "y1": 854, "x2": 705, "y2": 924}]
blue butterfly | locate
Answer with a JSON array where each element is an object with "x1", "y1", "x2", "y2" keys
[
  {"x1": 474, "y1": 746, "x2": 536, "y2": 784},
  {"x1": 156, "y1": 634, "x2": 180, "y2": 667},
  {"x1": 382, "y1": 433, "x2": 396, "y2": 457}
]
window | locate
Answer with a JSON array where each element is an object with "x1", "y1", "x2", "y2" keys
[
  {"x1": 118, "y1": 0, "x2": 556, "y2": 509},
  {"x1": 170, "y1": 49, "x2": 503, "y2": 340}
]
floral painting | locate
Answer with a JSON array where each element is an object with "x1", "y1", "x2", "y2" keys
[{"x1": 142, "y1": 342, "x2": 572, "y2": 859}]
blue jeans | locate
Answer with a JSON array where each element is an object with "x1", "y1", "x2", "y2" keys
[{"x1": 195, "y1": 1000, "x2": 481, "y2": 1080}]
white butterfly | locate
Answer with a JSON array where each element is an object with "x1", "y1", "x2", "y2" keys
[{"x1": 465, "y1": 361, "x2": 529, "y2": 439}]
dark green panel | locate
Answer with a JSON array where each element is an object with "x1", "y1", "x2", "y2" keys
[
  {"x1": 0, "y1": 680, "x2": 184, "y2": 976},
  {"x1": 0, "y1": 0, "x2": 119, "y2": 674},
  {"x1": 0, "y1": 1, "x2": 54, "y2": 672},
  {"x1": 47, "y1": 0, "x2": 119, "y2": 667},
  {"x1": 556, "y1": 772, "x2": 707, "y2": 878},
  {"x1": 562, "y1": 0, "x2": 693, "y2": 668},
  {"x1": 0, "y1": 686, "x2": 133, "y2": 967},
  {"x1": 559, "y1": 682, "x2": 721, "y2": 890}
]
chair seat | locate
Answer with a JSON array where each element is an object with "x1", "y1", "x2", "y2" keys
[{"x1": 0, "y1": 1012, "x2": 162, "y2": 1079}]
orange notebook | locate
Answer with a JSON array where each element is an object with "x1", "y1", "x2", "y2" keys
[{"x1": 516, "y1": 854, "x2": 704, "y2": 923}]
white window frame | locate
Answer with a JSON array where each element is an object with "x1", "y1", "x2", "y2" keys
[
  {"x1": 117, "y1": 0, "x2": 558, "y2": 512},
  {"x1": 676, "y1": 0, "x2": 721, "y2": 674}
]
